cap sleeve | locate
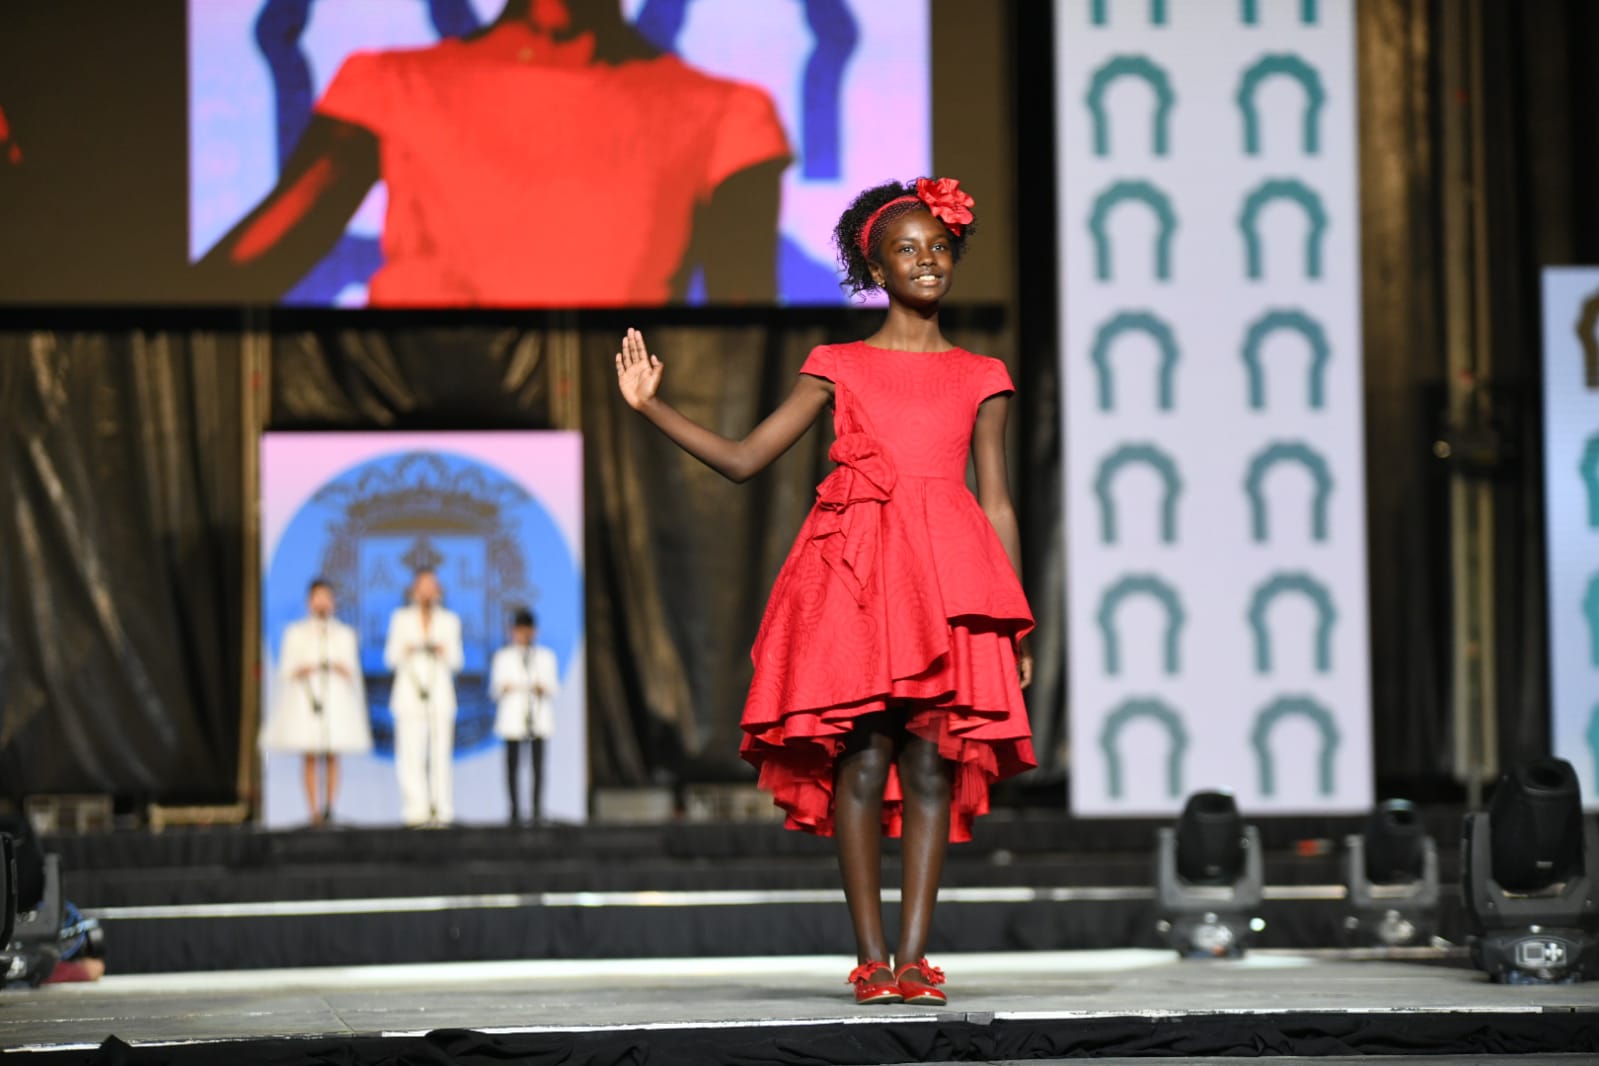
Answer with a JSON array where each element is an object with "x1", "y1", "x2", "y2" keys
[
  {"x1": 977, "y1": 357, "x2": 1016, "y2": 404},
  {"x1": 704, "y1": 81, "x2": 792, "y2": 194},
  {"x1": 314, "y1": 51, "x2": 390, "y2": 135},
  {"x1": 799, "y1": 345, "x2": 837, "y2": 382}
]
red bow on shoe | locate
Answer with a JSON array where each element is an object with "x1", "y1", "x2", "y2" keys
[
  {"x1": 847, "y1": 961, "x2": 888, "y2": 985},
  {"x1": 895, "y1": 958, "x2": 948, "y2": 1006},
  {"x1": 847, "y1": 960, "x2": 903, "y2": 1005}
]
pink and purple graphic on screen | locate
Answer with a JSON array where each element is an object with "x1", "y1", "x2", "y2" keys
[
  {"x1": 189, "y1": 0, "x2": 930, "y2": 307},
  {"x1": 259, "y1": 431, "x2": 585, "y2": 826}
]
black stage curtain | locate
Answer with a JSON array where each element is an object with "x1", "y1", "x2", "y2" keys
[
  {"x1": 2, "y1": 0, "x2": 1597, "y2": 804},
  {"x1": 1470, "y1": 0, "x2": 1599, "y2": 766},
  {"x1": 0, "y1": 334, "x2": 244, "y2": 802},
  {"x1": 1344, "y1": 0, "x2": 1599, "y2": 779},
  {"x1": 1351, "y1": 0, "x2": 1454, "y2": 786}
]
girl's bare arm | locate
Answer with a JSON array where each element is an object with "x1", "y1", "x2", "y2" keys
[
  {"x1": 973, "y1": 394, "x2": 1022, "y2": 575},
  {"x1": 972, "y1": 392, "x2": 1033, "y2": 689},
  {"x1": 616, "y1": 329, "x2": 832, "y2": 483},
  {"x1": 193, "y1": 116, "x2": 379, "y2": 299}
]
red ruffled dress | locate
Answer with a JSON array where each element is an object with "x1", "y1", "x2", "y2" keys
[{"x1": 741, "y1": 342, "x2": 1036, "y2": 842}]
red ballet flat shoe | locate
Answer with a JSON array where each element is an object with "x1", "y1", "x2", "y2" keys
[
  {"x1": 847, "y1": 960, "x2": 903, "y2": 1005},
  {"x1": 894, "y1": 958, "x2": 947, "y2": 1005}
]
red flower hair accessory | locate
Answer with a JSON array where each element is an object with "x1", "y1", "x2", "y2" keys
[
  {"x1": 914, "y1": 177, "x2": 974, "y2": 235},
  {"x1": 856, "y1": 177, "x2": 977, "y2": 257}
]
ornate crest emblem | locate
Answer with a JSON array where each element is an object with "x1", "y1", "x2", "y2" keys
[{"x1": 312, "y1": 453, "x2": 539, "y2": 756}]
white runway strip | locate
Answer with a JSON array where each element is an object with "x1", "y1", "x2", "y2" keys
[
  {"x1": 34, "y1": 949, "x2": 1185, "y2": 997},
  {"x1": 82, "y1": 883, "x2": 1347, "y2": 921}
]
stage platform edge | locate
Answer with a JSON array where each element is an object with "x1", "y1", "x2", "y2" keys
[{"x1": 2, "y1": 950, "x2": 1594, "y2": 1064}]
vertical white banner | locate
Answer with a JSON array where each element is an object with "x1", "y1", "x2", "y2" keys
[
  {"x1": 1055, "y1": 0, "x2": 1372, "y2": 814},
  {"x1": 1543, "y1": 268, "x2": 1599, "y2": 808}
]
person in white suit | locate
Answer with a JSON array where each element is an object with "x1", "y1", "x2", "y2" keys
[
  {"x1": 490, "y1": 608, "x2": 560, "y2": 825},
  {"x1": 383, "y1": 569, "x2": 464, "y2": 827},
  {"x1": 262, "y1": 578, "x2": 371, "y2": 825}
]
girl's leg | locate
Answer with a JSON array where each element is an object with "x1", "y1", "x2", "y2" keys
[
  {"x1": 324, "y1": 755, "x2": 341, "y2": 820},
  {"x1": 302, "y1": 754, "x2": 322, "y2": 825},
  {"x1": 394, "y1": 708, "x2": 430, "y2": 826},
  {"x1": 833, "y1": 714, "x2": 897, "y2": 974},
  {"x1": 428, "y1": 704, "x2": 455, "y2": 824},
  {"x1": 894, "y1": 732, "x2": 953, "y2": 966},
  {"x1": 530, "y1": 737, "x2": 546, "y2": 824},
  {"x1": 505, "y1": 740, "x2": 522, "y2": 824}
]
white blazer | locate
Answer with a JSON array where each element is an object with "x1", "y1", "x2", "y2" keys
[
  {"x1": 490, "y1": 644, "x2": 560, "y2": 739},
  {"x1": 262, "y1": 617, "x2": 372, "y2": 753},
  {"x1": 383, "y1": 605, "x2": 464, "y2": 716}
]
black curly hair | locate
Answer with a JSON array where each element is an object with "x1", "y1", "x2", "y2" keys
[{"x1": 832, "y1": 179, "x2": 976, "y2": 296}]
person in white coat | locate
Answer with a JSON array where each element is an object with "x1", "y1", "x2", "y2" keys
[
  {"x1": 490, "y1": 608, "x2": 560, "y2": 825},
  {"x1": 262, "y1": 578, "x2": 371, "y2": 826},
  {"x1": 383, "y1": 569, "x2": 464, "y2": 827}
]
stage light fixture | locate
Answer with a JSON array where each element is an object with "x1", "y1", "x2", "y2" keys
[
  {"x1": 1463, "y1": 758, "x2": 1599, "y2": 984},
  {"x1": 0, "y1": 816, "x2": 65, "y2": 988},
  {"x1": 1154, "y1": 791, "x2": 1264, "y2": 959},
  {"x1": 1342, "y1": 799, "x2": 1439, "y2": 948}
]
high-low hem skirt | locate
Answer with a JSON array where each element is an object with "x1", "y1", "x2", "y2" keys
[{"x1": 739, "y1": 468, "x2": 1036, "y2": 843}]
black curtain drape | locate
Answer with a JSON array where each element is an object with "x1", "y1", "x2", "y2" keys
[
  {"x1": 0, "y1": 332, "x2": 244, "y2": 803},
  {"x1": 1469, "y1": 0, "x2": 1599, "y2": 768},
  {"x1": 1351, "y1": 0, "x2": 1454, "y2": 787}
]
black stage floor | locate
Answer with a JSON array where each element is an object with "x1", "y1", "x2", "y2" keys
[{"x1": 2, "y1": 951, "x2": 1595, "y2": 1065}]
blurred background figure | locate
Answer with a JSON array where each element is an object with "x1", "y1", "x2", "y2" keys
[
  {"x1": 490, "y1": 608, "x2": 561, "y2": 825},
  {"x1": 385, "y1": 570, "x2": 465, "y2": 827},
  {"x1": 260, "y1": 578, "x2": 372, "y2": 827}
]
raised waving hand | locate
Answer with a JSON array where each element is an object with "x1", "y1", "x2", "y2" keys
[
  {"x1": 613, "y1": 328, "x2": 832, "y2": 483},
  {"x1": 614, "y1": 328, "x2": 664, "y2": 410}
]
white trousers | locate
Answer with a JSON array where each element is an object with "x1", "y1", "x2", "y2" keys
[{"x1": 393, "y1": 701, "x2": 455, "y2": 825}]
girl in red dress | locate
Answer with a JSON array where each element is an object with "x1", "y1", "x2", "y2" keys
[{"x1": 615, "y1": 178, "x2": 1035, "y2": 1006}]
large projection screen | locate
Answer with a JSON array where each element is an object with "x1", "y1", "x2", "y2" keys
[
  {"x1": 1, "y1": 0, "x2": 1033, "y2": 308},
  {"x1": 188, "y1": 0, "x2": 928, "y2": 307}
]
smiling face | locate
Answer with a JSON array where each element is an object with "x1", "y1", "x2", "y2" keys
[{"x1": 869, "y1": 209, "x2": 956, "y2": 306}]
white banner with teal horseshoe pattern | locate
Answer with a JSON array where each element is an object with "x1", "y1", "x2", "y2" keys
[
  {"x1": 1543, "y1": 268, "x2": 1599, "y2": 809},
  {"x1": 1054, "y1": 0, "x2": 1372, "y2": 814}
]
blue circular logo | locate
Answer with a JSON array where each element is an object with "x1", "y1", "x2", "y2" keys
[{"x1": 265, "y1": 450, "x2": 581, "y2": 759}]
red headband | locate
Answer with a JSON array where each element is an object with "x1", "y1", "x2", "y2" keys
[{"x1": 856, "y1": 177, "x2": 976, "y2": 257}]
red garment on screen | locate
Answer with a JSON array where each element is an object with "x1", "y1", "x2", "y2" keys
[
  {"x1": 741, "y1": 343, "x2": 1037, "y2": 842},
  {"x1": 0, "y1": 102, "x2": 21, "y2": 165},
  {"x1": 315, "y1": 41, "x2": 789, "y2": 307}
]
